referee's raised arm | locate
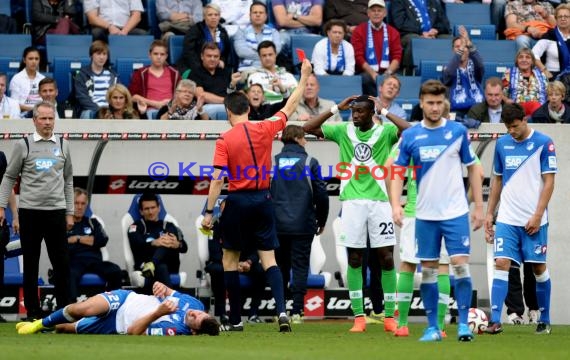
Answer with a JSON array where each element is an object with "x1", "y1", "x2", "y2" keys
[{"x1": 279, "y1": 59, "x2": 313, "y2": 118}]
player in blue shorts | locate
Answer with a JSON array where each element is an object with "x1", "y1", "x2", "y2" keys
[
  {"x1": 390, "y1": 80, "x2": 484, "y2": 342},
  {"x1": 16, "y1": 282, "x2": 220, "y2": 336},
  {"x1": 485, "y1": 103, "x2": 556, "y2": 335}
]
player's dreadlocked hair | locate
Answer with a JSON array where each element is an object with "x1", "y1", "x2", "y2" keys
[{"x1": 196, "y1": 317, "x2": 221, "y2": 336}]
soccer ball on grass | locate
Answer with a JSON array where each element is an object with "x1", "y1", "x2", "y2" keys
[{"x1": 468, "y1": 308, "x2": 489, "y2": 334}]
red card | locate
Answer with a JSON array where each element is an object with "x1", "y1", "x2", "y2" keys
[{"x1": 296, "y1": 48, "x2": 307, "y2": 63}]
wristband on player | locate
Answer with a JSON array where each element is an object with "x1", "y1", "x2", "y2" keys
[{"x1": 330, "y1": 104, "x2": 339, "y2": 115}]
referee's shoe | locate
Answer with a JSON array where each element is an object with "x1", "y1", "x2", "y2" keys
[{"x1": 278, "y1": 314, "x2": 291, "y2": 332}]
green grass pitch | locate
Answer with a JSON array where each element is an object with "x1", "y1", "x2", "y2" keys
[{"x1": 0, "y1": 321, "x2": 568, "y2": 359}]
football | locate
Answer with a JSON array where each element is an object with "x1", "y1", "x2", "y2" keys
[{"x1": 468, "y1": 308, "x2": 489, "y2": 334}]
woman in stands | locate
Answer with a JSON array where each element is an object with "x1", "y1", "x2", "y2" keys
[
  {"x1": 312, "y1": 19, "x2": 355, "y2": 76},
  {"x1": 97, "y1": 84, "x2": 141, "y2": 120},
  {"x1": 530, "y1": 80, "x2": 570, "y2": 123},
  {"x1": 502, "y1": 47, "x2": 548, "y2": 115},
  {"x1": 32, "y1": 0, "x2": 81, "y2": 45},
  {"x1": 532, "y1": 4, "x2": 570, "y2": 81},
  {"x1": 157, "y1": 79, "x2": 208, "y2": 120},
  {"x1": 9, "y1": 47, "x2": 45, "y2": 114},
  {"x1": 176, "y1": 3, "x2": 233, "y2": 76}
]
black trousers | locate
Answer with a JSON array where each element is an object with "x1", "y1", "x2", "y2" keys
[
  {"x1": 505, "y1": 263, "x2": 538, "y2": 316},
  {"x1": 69, "y1": 257, "x2": 122, "y2": 301},
  {"x1": 276, "y1": 233, "x2": 313, "y2": 315},
  {"x1": 19, "y1": 208, "x2": 70, "y2": 317}
]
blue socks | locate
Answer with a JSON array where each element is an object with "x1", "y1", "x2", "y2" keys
[
  {"x1": 42, "y1": 306, "x2": 75, "y2": 327},
  {"x1": 265, "y1": 266, "x2": 286, "y2": 315},
  {"x1": 224, "y1": 271, "x2": 241, "y2": 325},
  {"x1": 535, "y1": 269, "x2": 551, "y2": 324},
  {"x1": 452, "y1": 264, "x2": 472, "y2": 326},
  {"x1": 490, "y1": 270, "x2": 509, "y2": 323},
  {"x1": 420, "y1": 267, "x2": 439, "y2": 329}
]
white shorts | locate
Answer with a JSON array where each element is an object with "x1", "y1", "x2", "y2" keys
[
  {"x1": 338, "y1": 200, "x2": 397, "y2": 248},
  {"x1": 399, "y1": 216, "x2": 449, "y2": 264}
]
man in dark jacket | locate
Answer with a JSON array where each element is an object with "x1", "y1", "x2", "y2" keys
[
  {"x1": 67, "y1": 187, "x2": 122, "y2": 301},
  {"x1": 271, "y1": 124, "x2": 329, "y2": 324},
  {"x1": 32, "y1": 0, "x2": 80, "y2": 44},
  {"x1": 466, "y1": 77, "x2": 505, "y2": 124},
  {"x1": 127, "y1": 193, "x2": 188, "y2": 289},
  {"x1": 389, "y1": 0, "x2": 451, "y2": 73}
]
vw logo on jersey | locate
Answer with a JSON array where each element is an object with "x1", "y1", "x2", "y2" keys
[
  {"x1": 526, "y1": 142, "x2": 534, "y2": 151},
  {"x1": 354, "y1": 143, "x2": 372, "y2": 162},
  {"x1": 53, "y1": 147, "x2": 61, "y2": 156},
  {"x1": 83, "y1": 227, "x2": 92, "y2": 235},
  {"x1": 444, "y1": 130, "x2": 453, "y2": 140}
]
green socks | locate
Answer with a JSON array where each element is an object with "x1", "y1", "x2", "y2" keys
[
  {"x1": 347, "y1": 265, "x2": 364, "y2": 316},
  {"x1": 437, "y1": 274, "x2": 451, "y2": 330},
  {"x1": 382, "y1": 269, "x2": 397, "y2": 317},
  {"x1": 396, "y1": 271, "x2": 414, "y2": 327}
]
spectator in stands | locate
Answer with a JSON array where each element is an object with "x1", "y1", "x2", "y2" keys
[
  {"x1": 442, "y1": 27, "x2": 485, "y2": 117},
  {"x1": 97, "y1": 84, "x2": 142, "y2": 119},
  {"x1": 245, "y1": 83, "x2": 288, "y2": 120},
  {"x1": 0, "y1": 72, "x2": 21, "y2": 119},
  {"x1": 24, "y1": 77, "x2": 65, "y2": 119},
  {"x1": 371, "y1": 74, "x2": 408, "y2": 123},
  {"x1": 32, "y1": 0, "x2": 81, "y2": 45},
  {"x1": 206, "y1": 199, "x2": 266, "y2": 325},
  {"x1": 156, "y1": 0, "x2": 203, "y2": 40},
  {"x1": 9, "y1": 46, "x2": 45, "y2": 114},
  {"x1": 246, "y1": 40, "x2": 298, "y2": 104},
  {"x1": 504, "y1": 0, "x2": 555, "y2": 51},
  {"x1": 84, "y1": 0, "x2": 147, "y2": 42},
  {"x1": 272, "y1": 0, "x2": 324, "y2": 60},
  {"x1": 467, "y1": 77, "x2": 505, "y2": 123},
  {"x1": 272, "y1": 124, "x2": 329, "y2": 324},
  {"x1": 502, "y1": 47, "x2": 548, "y2": 115},
  {"x1": 127, "y1": 193, "x2": 188, "y2": 289},
  {"x1": 73, "y1": 40, "x2": 119, "y2": 119},
  {"x1": 532, "y1": 4, "x2": 570, "y2": 81},
  {"x1": 323, "y1": 0, "x2": 368, "y2": 38},
  {"x1": 234, "y1": 1, "x2": 282, "y2": 71},
  {"x1": 389, "y1": 0, "x2": 451, "y2": 74},
  {"x1": 157, "y1": 79, "x2": 209, "y2": 120},
  {"x1": 290, "y1": 73, "x2": 342, "y2": 122},
  {"x1": 188, "y1": 42, "x2": 236, "y2": 120},
  {"x1": 177, "y1": 3, "x2": 233, "y2": 76},
  {"x1": 211, "y1": 0, "x2": 253, "y2": 37},
  {"x1": 352, "y1": 1, "x2": 401, "y2": 96},
  {"x1": 530, "y1": 80, "x2": 570, "y2": 123},
  {"x1": 67, "y1": 187, "x2": 122, "y2": 302},
  {"x1": 129, "y1": 39, "x2": 180, "y2": 120},
  {"x1": 312, "y1": 19, "x2": 355, "y2": 76}
]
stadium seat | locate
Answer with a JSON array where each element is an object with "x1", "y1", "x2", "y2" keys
[
  {"x1": 77, "y1": 211, "x2": 111, "y2": 287},
  {"x1": 420, "y1": 60, "x2": 446, "y2": 82},
  {"x1": 291, "y1": 34, "x2": 323, "y2": 67},
  {"x1": 108, "y1": 35, "x2": 154, "y2": 65},
  {"x1": 52, "y1": 57, "x2": 90, "y2": 102},
  {"x1": 332, "y1": 215, "x2": 347, "y2": 287},
  {"x1": 168, "y1": 35, "x2": 184, "y2": 65},
  {"x1": 144, "y1": 0, "x2": 161, "y2": 38},
  {"x1": 474, "y1": 39, "x2": 518, "y2": 63},
  {"x1": 453, "y1": 24, "x2": 496, "y2": 41},
  {"x1": 45, "y1": 34, "x2": 93, "y2": 67},
  {"x1": 316, "y1": 75, "x2": 361, "y2": 104},
  {"x1": 0, "y1": 2, "x2": 10, "y2": 15},
  {"x1": 120, "y1": 194, "x2": 187, "y2": 288},
  {"x1": 115, "y1": 58, "x2": 151, "y2": 87},
  {"x1": 411, "y1": 38, "x2": 450, "y2": 75},
  {"x1": 0, "y1": 34, "x2": 32, "y2": 74},
  {"x1": 483, "y1": 62, "x2": 510, "y2": 82},
  {"x1": 445, "y1": 3, "x2": 492, "y2": 26},
  {"x1": 396, "y1": 75, "x2": 423, "y2": 100}
]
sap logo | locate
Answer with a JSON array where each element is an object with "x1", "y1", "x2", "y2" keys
[
  {"x1": 278, "y1": 158, "x2": 300, "y2": 169},
  {"x1": 305, "y1": 295, "x2": 324, "y2": 312},
  {"x1": 128, "y1": 180, "x2": 179, "y2": 189},
  {"x1": 505, "y1": 156, "x2": 527, "y2": 169},
  {"x1": 414, "y1": 134, "x2": 428, "y2": 140},
  {"x1": 35, "y1": 158, "x2": 56, "y2": 171},
  {"x1": 419, "y1": 145, "x2": 446, "y2": 162},
  {"x1": 503, "y1": 145, "x2": 515, "y2": 150}
]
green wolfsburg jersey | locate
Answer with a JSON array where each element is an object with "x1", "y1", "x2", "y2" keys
[{"x1": 322, "y1": 122, "x2": 399, "y2": 201}]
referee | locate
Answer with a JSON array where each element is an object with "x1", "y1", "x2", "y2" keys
[
  {"x1": 0, "y1": 101, "x2": 74, "y2": 320},
  {"x1": 202, "y1": 59, "x2": 313, "y2": 332}
]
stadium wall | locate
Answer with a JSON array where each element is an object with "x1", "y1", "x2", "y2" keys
[{"x1": 0, "y1": 120, "x2": 568, "y2": 325}]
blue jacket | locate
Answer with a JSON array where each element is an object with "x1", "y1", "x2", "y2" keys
[{"x1": 271, "y1": 143, "x2": 329, "y2": 235}]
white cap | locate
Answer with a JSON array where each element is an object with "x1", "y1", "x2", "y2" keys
[{"x1": 368, "y1": 0, "x2": 386, "y2": 8}]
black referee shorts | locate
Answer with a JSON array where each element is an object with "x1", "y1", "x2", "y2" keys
[{"x1": 220, "y1": 189, "x2": 279, "y2": 252}]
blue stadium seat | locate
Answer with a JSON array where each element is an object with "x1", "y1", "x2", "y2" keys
[
  {"x1": 52, "y1": 57, "x2": 90, "y2": 102},
  {"x1": 45, "y1": 34, "x2": 93, "y2": 67},
  {"x1": 453, "y1": 24, "x2": 496, "y2": 40},
  {"x1": 474, "y1": 39, "x2": 517, "y2": 64},
  {"x1": 0, "y1": 2, "x2": 10, "y2": 15},
  {"x1": 115, "y1": 58, "x2": 151, "y2": 87},
  {"x1": 411, "y1": 38, "x2": 450, "y2": 75},
  {"x1": 420, "y1": 60, "x2": 446, "y2": 82},
  {"x1": 144, "y1": 0, "x2": 161, "y2": 38},
  {"x1": 108, "y1": 35, "x2": 154, "y2": 65},
  {"x1": 445, "y1": 3, "x2": 492, "y2": 25},
  {"x1": 168, "y1": 35, "x2": 184, "y2": 65},
  {"x1": 394, "y1": 98, "x2": 419, "y2": 121},
  {"x1": 397, "y1": 76, "x2": 423, "y2": 100},
  {"x1": 483, "y1": 61, "x2": 510, "y2": 82},
  {"x1": 0, "y1": 34, "x2": 32, "y2": 73},
  {"x1": 291, "y1": 34, "x2": 324, "y2": 66},
  {"x1": 121, "y1": 194, "x2": 187, "y2": 288},
  {"x1": 316, "y1": 75, "x2": 361, "y2": 104}
]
